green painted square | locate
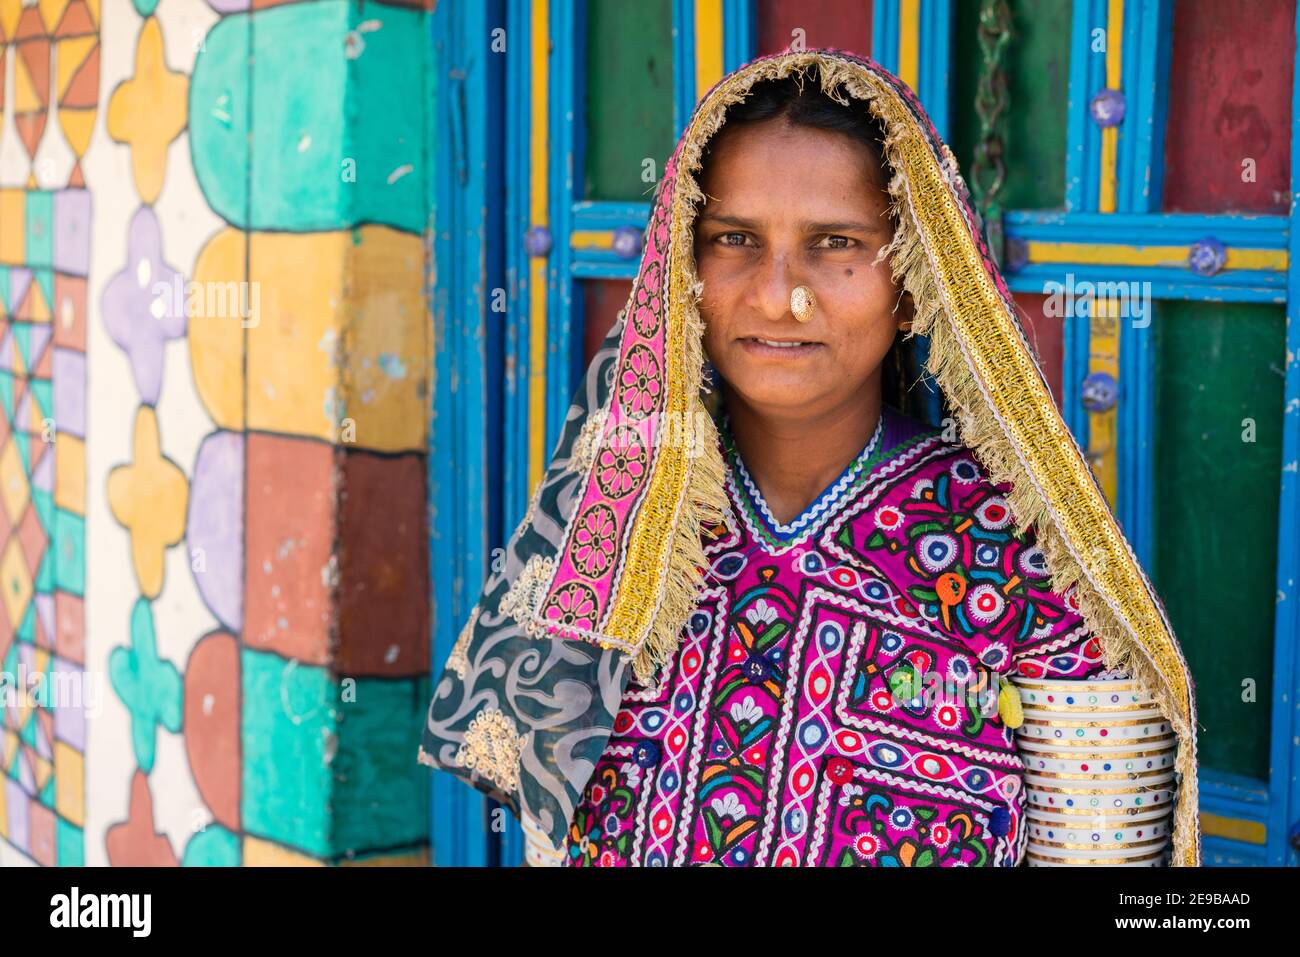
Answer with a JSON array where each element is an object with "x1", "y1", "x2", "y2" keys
[
  {"x1": 53, "y1": 509, "x2": 84, "y2": 596},
  {"x1": 241, "y1": 648, "x2": 335, "y2": 857},
  {"x1": 331, "y1": 675, "x2": 431, "y2": 855},
  {"x1": 56, "y1": 818, "x2": 84, "y2": 866},
  {"x1": 24, "y1": 193, "x2": 54, "y2": 270}
]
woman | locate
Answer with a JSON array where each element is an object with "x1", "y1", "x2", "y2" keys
[{"x1": 418, "y1": 48, "x2": 1200, "y2": 867}]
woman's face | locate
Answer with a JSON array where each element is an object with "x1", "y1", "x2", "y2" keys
[{"x1": 693, "y1": 117, "x2": 908, "y2": 421}]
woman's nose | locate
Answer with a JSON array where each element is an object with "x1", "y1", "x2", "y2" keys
[{"x1": 751, "y1": 251, "x2": 796, "y2": 323}]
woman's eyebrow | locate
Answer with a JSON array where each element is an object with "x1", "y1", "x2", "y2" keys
[
  {"x1": 697, "y1": 212, "x2": 887, "y2": 234},
  {"x1": 697, "y1": 213, "x2": 759, "y2": 228},
  {"x1": 804, "y1": 219, "x2": 889, "y2": 234}
]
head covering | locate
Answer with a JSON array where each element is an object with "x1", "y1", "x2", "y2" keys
[{"x1": 418, "y1": 47, "x2": 1201, "y2": 866}]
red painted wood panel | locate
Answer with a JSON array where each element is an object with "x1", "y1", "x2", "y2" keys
[
  {"x1": 1162, "y1": 0, "x2": 1295, "y2": 214},
  {"x1": 1012, "y1": 292, "x2": 1066, "y2": 407},
  {"x1": 582, "y1": 279, "x2": 635, "y2": 365},
  {"x1": 757, "y1": 0, "x2": 872, "y2": 58}
]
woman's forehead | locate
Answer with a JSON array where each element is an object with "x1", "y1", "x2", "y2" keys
[{"x1": 695, "y1": 121, "x2": 892, "y2": 222}]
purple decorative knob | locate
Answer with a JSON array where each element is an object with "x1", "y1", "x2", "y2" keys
[
  {"x1": 1081, "y1": 371, "x2": 1119, "y2": 412},
  {"x1": 525, "y1": 225, "x2": 552, "y2": 257},
  {"x1": 1089, "y1": 89, "x2": 1126, "y2": 128},
  {"x1": 612, "y1": 225, "x2": 643, "y2": 259},
  {"x1": 1187, "y1": 237, "x2": 1227, "y2": 277}
]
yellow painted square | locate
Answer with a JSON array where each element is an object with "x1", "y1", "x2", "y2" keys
[
  {"x1": 243, "y1": 834, "x2": 325, "y2": 867},
  {"x1": 54, "y1": 741, "x2": 85, "y2": 827},
  {"x1": 0, "y1": 191, "x2": 24, "y2": 265},
  {"x1": 55, "y1": 434, "x2": 85, "y2": 515},
  {"x1": 246, "y1": 231, "x2": 347, "y2": 443},
  {"x1": 346, "y1": 226, "x2": 428, "y2": 453}
]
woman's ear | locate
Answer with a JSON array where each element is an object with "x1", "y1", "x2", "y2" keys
[{"x1": 897, "y1": 290, "x2": 915, "y2": 333}]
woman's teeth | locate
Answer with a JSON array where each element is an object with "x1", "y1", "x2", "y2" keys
[{"x1": 751, "y1": 338, "x2": 810, "y2": 348}]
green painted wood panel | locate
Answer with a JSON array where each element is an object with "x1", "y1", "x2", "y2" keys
[
  {"x1": 1152, "y1": 301, "x2": 1285, "y2": 782},
  {"x1": 952, "y1": 0, "x2": 1071, "y2": 210},
  {"x1": 584, "y1": 0, "x2": 676, "y2": 201}
]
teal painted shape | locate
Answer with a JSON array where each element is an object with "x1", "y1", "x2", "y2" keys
[
  {"x1": 14, "y1": 430, "x2": 28, "y2": 475},
  {"x1": 39, "y1": 773, "x2": 55, "y2": 807},
  {"x1": 13, "y1": 323, "x2": 30, "y2": 370},
  {"x1": 182, "y1": 825, "x2": 241, "y2": 866},
  {"x1": 53, "y1": 509, "x2": 84, "y2": 595},
  {"x1": 18, "y1": 601, "x2": 34, "y2": 643},
  {"x1": 35, "y1": 545, "x2": 54, "y2": 592},
  {"x1": 24, "y1": 193, "x2": 53, "y2": 269},
  {"x1": 108, "y1": 598, "x2": 183, "y2": 774},
  {"x1": 56, "y1": 819, "x2": 84, "y2": 866},
  {"x1": 332, "y1": 675, "x2": 432, "y2": 853},
  {"x1": 0, "y1": 266, "x2": 9, "y2": 311},
  {"x1": 132, "y1": 0, "x2": 161, "y2": 16},
  {"x1": 20, "y1": 712, "x2": 38, "y2": 748},
  {"x1": 0, "y1": 369, "x2": 14, "y2": 420},
  {"x1": 241, "y1": 647, "x2": 334, "y2": 857},
  {"x1": 190, "y1": 0, "x2": 427, "y2": 233},
  {"x1": 188, "y1": 13, "x2": 249, "y2": 231},
  {"x1": 32, "y1": 488, "x2": 54, "y2": 543},
  {"x1": 30, "y1": 380, "x2": 52, "y2": 423}
]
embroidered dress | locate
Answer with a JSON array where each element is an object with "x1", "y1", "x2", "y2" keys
[
  {"x1": 562, "y1": 406, "x2": 1106, "y2": 867},
  {"x1": 418, "y1": 48, "x2": 1201, "y2": 867}
]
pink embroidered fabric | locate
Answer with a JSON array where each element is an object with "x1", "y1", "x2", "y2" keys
[{"x1": 561, "y1": 405, "x2": 1108, "y2": 866}]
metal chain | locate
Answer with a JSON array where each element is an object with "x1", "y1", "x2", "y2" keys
[{"x1": 970, "y1": 0, "x2": 1013, "y2": 266}]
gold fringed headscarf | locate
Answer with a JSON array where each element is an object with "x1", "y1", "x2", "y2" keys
[{"x1": 419, "y1": 47, "x2": 1200, "y2": 866}]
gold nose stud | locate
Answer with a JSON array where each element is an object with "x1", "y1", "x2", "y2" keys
[{"x1": 791, "y1": 285, "x2": 816, "y2": 323}]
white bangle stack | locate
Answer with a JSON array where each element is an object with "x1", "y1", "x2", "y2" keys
[{"x1": 1011, "y1": 674, "x2": 1178, "y2": 866}]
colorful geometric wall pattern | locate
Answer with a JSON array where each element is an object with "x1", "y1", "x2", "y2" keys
[
  {"x1": 0, "y1": 187, "x2": 90, "y2": 867},
  {"x1": 0, "y1": 0, "x2": 433, "y2": 869}
]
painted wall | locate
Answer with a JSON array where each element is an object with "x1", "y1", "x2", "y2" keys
[{"x1": 0, "y1": 0, "x2": 434, "y2": 867}]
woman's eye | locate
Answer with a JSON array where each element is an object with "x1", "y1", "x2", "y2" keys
[
  {"x1": 817, "y1": 235, "x2": 854, "y2": 249},
  {"x1": 718, "y1": 232, "x2": 750, "y2": 247}
]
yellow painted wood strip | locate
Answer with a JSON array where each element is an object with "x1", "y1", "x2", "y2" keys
[
  {"x1": 695, "y1": 0, "x2": 724, "y2": 103},
  {"x1": 528, "y1": 1, "x2": 550, "y2": 494},
  {"x1": 1099, "y1": 128, "x2": 1118, "y2": 214},
  {"x1": 898, "y1": 0, "x2": 921, "y2": 93},
  {"x1": 1087, "y1": 295, "x2": 1119, "y2": 509},
  {"x1": 1099, "y1": 0, "x2": 1123, "y2": 213},
  {"x1": 1026, "y1": 241, "x2": 1288, "y2": 271},
  {"x1": 570, "y1": 230, "x2": 615, "y2": 250},
  {"x1": 1200, "y1": 811, "x2": 1267, "y2": 845}
]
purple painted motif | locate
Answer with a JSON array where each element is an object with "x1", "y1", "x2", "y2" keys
[
  {"x1": 563, "y1": 408, "x2": 1106, "y2": 866},
  {"x1": 101, "y1": 207, "x2": 187, "y2": 406},
  {"x1": 187, "y1": 430, "x2": 244, "y2": 631}
]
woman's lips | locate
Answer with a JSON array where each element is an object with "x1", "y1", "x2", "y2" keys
[{"x1": 737, "y1": 336, "x2": 823, "y2": 358}]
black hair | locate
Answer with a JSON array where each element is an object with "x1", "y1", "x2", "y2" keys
[
  {"x1": 702, "y1": 67, "x2": 891, "y2": 190},
  {"x1": 698, "y1": 66, "x2": 929, "y2": 422}
]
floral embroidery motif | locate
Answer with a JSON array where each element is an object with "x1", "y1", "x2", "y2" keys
[
  {"x1": 541, "y1": 580, "x2": 600, "y2": 632},
  {"x1": 570, "y1": 406, "x2": 609, "y2": 476},
  {"x1": 497, "y1": 554, "x2": 555, "y2": 637},
  {"x1": 570, "y1": 504, "x2": 619, "y2": 578},
  {"x1": 447, "y1": 604, "x2": 480, "y2": 680},
  {"x1": 617, "y1": 344, "x2": 662, "y2": 420},
  {"x1": 454, "y1": 707, "x2": 527, "y2": 795},
  {"x1": 595, "y1": 424, "x2": 649, "y2": 499}
]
